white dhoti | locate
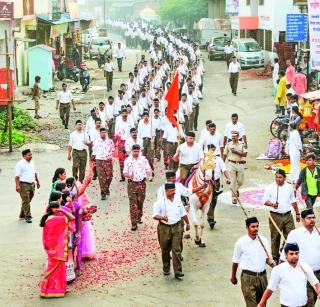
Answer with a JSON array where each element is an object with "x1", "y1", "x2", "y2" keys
[
  {"x1": 289, "y1": 151, "x2": 301, "y2": 183},
  {"x1": 287, "y1": 130, "x2": 302, "y2": 183}
]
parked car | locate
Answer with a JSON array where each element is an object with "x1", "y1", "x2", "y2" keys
[
  {"x1": 89, "y1": 37, "x2": 112, "y2": 59},
  {"x1": 232, "y1": 38, "x2": 265, "y2": 68},
  {"x1": 81, "y1": 28, "x2": 98, "y2": 46},
  {"x1": 207, "y1": 36, "x2": 230, "y2": 61}
]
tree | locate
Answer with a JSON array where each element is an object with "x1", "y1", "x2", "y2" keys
[{"x1": 158, "y1": 0, "x2": 208, "y2": 27}]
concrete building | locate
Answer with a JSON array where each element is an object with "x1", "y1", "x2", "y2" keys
[
  {"x1": 231, "y1": 0, "x2": 300, "y2": 55},
  {"x1": 208, "y1": 0, "x2": 226, "y2": 19}
]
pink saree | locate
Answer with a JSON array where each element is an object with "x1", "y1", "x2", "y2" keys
[{"x1": 39, "y1": 215, "x2": 68, "y2": 298}]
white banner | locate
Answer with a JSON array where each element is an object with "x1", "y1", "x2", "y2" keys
[{"x1": 309, "y1": 0, "x2": 320, "y2": 69}]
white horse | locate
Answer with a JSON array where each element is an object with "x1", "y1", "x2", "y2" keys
[{"x1": 187, "y1": 151, "x2": 216, "y2": 247}]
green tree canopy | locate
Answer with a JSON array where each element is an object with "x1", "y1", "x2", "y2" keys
[{"x1": 158, "y1": 0, "x2": 208, "y2": 27}]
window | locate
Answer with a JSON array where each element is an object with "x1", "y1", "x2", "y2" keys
[
  {"x1": 246, "y1": 0, "x2": 250, "y2": 5},
  {"x1": 259, "y1": 0, "x2": 264, "y2": 5}
]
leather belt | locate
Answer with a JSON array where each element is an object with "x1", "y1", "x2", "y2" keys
[
  {"x1": 159, "y1": 220, "x2": 182, "y2": 227},
  {"x1": 128, "y1": 178, "x2": 146, "y2": 183},
  {"x1": 143, "y1": 137, "x2": 151, "y2": 140},
  {"x1": 20, "y1": 181, "x2": 33, "y2": 185},
  {"x1": 270, "y1": 211, "x2": 291, "y2": 216},
  {"x1": 167, "y1": 141, "x2": 178, "y2": 145},
  {"x1": 228, "y1": 160, "x2": 246, "y2": 164},
  {"x1": 242, "y1": 270, "x2": 266, "y2": 277},
  {"x1": 73, "y1": 149, "x2": 86, "y2": 152}
]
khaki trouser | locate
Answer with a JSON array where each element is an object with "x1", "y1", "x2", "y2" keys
[
  {"x1": 207, "y1": 179, "x2": 220, "y2": 221},
  {"x1": 269, "y1": 212, "x2": 295, "y2": 259},
  {"x1": 157, "y1": 221, "x2": 184, "y2": 274},
  {"x1": 307, "y1": 270, "x2": 320, "y2": 307},
  {"x1": 226, "y1": 53, "x2": 232, "y2": 67},
  {"x1": 107, "y1": 118, "x2": 115, "y2": 139},
  {"x1": 240, "y1": 272, "x2": 268, "y2": 307},
  {"x1": 154, "y1": 130, "x2": 162, "y2": 160},
  {"x1": 59, "y1": 103, "x2": 71, "y2": 126},
  {"x1": 143, "y1": 138, "x2": 154, "y2": 171},
  {"x1": 230, "y1": 72, "x2": 239, "y2": 94},
  {"x1": 106, "y1": 71, "x2": 113, "y2": 91},
  {"x1": 72, "y1": 149, "x2": 88, "y2": 182},
  {"x1": 19, "y1": 182, "x2": 35, "y2": 219},
  {"x1": 180, "y1": 163, "x2": 195, "y2": 184},
  {"x1": 183, "y1": 115, "x2": 190, "y2": 133},
  {"x1": 189, "y1": 112, "x2": 194, "y2": 131},
  {"x1": 228, "y1": 162, "x2": 245, "y2": 195},
  {"x1": 166, "y1": 141, "x2": 178, "y2": 171},
  {"x1": 88, "y1": 145, "x2": 97, "y2": 178},
  {"x1": 96, "y1": 160, "x2": 113, "y2": 196},
  {"x1": 127, "y1": 180, "x2": 146, "y2": 226},
  {"x1": 34, "y1": 96, "x2": 40, "y2": 111},
  {"x1": 193, "y1": 104, "x2": 199, "y2": 130}
]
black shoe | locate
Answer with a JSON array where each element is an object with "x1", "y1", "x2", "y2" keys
[
  {"x1": 25, "y1": 218, "x2": 32, "y2": 223},
  {"x1": 119, "y1": 177, "x2": 125, "y2": 182},
  {"x1": 106, "y1": 189, "x2": 110, "y2": 196},
  {"x1": 208, "y1": 220, "x2": 216, "y2": 230},
  {"x1": 181, "y1": 256, "x2": 184, "y2": 261},
  {"x1": 233, "y1": 93, "x2": 237, "y2": 96},
  {"x1": 137, "y1": 219, "x2": 143, "y2": 224},
  {"x1": 163, "y1": 271, "x2": 170, "y2": 276},
  {"x1": 92, "y1": 176, "x2": 97, "y2": 180},
  {"x1": 65, "y1": 125, "x2": 68, "y2": 129},
  {"x1": 131, "y1": 224, "x2": 138, "y2": 231},
  {"x1": 175, "y1": 272, "x2": 184, "y2": 280},
  {"x1": 195, "y1": 239, "x2": 201, "y2": 245},
  {"x1": 101, "y1": 194, "x2": 106, "y2": 200}
]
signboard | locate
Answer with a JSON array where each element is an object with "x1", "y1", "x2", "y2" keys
[
  {"x1": 226, "y1": 0, "x2": 239, "y2": 16},
  {"x1": 286, "y1": 14, "x2": 308, "y2": 42},
  {"x1": 23, "y1": 0, "x2": 34, "y2": 16},
  {"x1": 0, "y1": 2, "x2": 13, "y2": 19},
  {"x1": 259, "y1": 16, "x2": 272, "y2": 30},
  {"x1": 309, "y1": 0, "x2": 320, "y2": 69}
]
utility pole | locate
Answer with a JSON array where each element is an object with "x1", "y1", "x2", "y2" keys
[
  {"x1": 5, "y1": 30, "x2": 13, "y2": 152},
  {"x1": 103, "y1": 0, "x2": 106, "y2": 27}
]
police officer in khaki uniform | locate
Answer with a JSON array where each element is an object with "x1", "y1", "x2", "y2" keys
[
  {"x1": 153, "y1": 182, "x2": 190, "y2": 280},
  {"x1": 223, "y1": 131, "x2": 247, "y2": 204},
  {"x1": 231, "y1": 217, "x2": 274, "y2": 307},
  {"x1": 32, "y1": 76, "x2": 41, "y2": 119}
]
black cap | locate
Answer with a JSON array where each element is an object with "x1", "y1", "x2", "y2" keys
[
  {"x1": 132, "y1": 144, "x2": 140, "y2": 150},
  {"x1": 22, "y1": 148, "x2": 31, "y2": 156},
  {"x1": 165, "y1": 183, "x2": 175, "y2": 190},
  {"x1": 284, "y1": 243, "x2": 299, "y2": 253},
  {"x1": 207, "y1": 144, "x2": 216, "y2": 150},
  {"x1": 49, "y1": 201, "x2": 60, "y2": 209},
  {"x1": 130, "y1": 128, "x2": 137, "y2": 133},
  {"x1": 100, "y1": 128, "x2": 107, "y2": 132},
  {"x1": 186, "y1": 131, "x2": 195, "y2": 137},
  {"x1": 165, "y1": 171, "x2": 176, "y2": 178},
  {"x1": 301, "y1": 208, "x2": 314, "y2": 219},
  {"x1": 245, "y1": 216, "x2": 259, "y2": 226},
  {"x1": 275, "y1": 169, "x2": 286, "y2": 178}
]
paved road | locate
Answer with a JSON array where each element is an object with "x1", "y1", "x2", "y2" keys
[{"x1": 0, "y1": 36, "x2": 281, "y2": 306}]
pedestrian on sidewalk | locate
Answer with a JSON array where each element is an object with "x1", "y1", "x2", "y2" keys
[
  {"x1": 153, "y1": 183, "x2": 190, "y2": 280},
  {"x1": 104, "y1": 57, "x2": 114, "y2": 92},
  {"x1": 31, "y1": 76, "x2": 41, "y2": 119},
  {"x1": 15, "y1": 149, "x2": 40, "y2": 223},
  {"x1": 295, "y1": 153, "x2": 320, "y2": 208},
  {"x1": 92, "y1": 128, "x2": 115, "y2": 200},
  {"x1": 56, "y1": 83, "x2": 76, "y2": 129},
  {"x1": 223, "y1": 131, "x2": 247, "y2": 204},
  {"x1": 228, "y1": 56, "x2": 241, "y2": 96},
  {"x1": 123, "y1": 144, "x2": 152, "y2": 231},
  {"x1": 258, "y1": 243, "x2": 320, "y2": 307},
  {"x1": 263, "y1": 169, "x2": 300, "y2": 262},
  {"x1": 231, "y1": 217, "x2": 273, "y2": 307},
  {"x1": 115, "y1": 42, "x2": 125, "y2": 72},
  {"x1": 67, "y1": 120, "x2": 90, "y2": 182}
]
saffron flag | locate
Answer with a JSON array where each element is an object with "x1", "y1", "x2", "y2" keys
[{"x1": 165, "y1": 72, "x2": 179, "y2": 127}]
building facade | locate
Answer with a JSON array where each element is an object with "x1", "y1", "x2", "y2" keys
[{"x1": 208, "y1": 0, "x2": 226, "y2": 19}]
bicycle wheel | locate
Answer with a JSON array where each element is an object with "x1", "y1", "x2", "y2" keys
[
  {"x1": 277, "y1": 126, "x2": 289, "y2": 141},
  {"x1": 270, "y1": 117, "x2": 281, "y2": 138}
]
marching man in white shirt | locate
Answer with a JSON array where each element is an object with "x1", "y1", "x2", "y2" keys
[
  {"x1": 115, "y1": 42, "x2": 125, "y2": 72},
  {"x1": 224, "y1": 41, "x2": 234, "y2": 68},
  {"x1": 279, "y1": 208, "x2": 320, "y2": 306},
  {"x1": 15, "y1": 149, "x2": 40, "y2": 223},
  {"x1": 258, "y1": 243, "x2": 320, "y2": 307},
  {"x1": 123, "y1": 144, "x2": 152, "y2": 231},
  {"x1": 200, "y1": 122, "x2": 223, "y2": 156},
  {"x1": 92, "y1": 128, "x2": 115, "y2": 200},
  {"x1": 104, "y1": 57, "x2": 114, "y2": 92},
  {"x1": 153, "y1": 182, "x2": 190, "y2": 280},
  {"x1": 67, "y1": 120, "x2": 90, "y2": 183},
  {"x1": 229, "y1": 56, "x2": 241, "y2": 96},
  {"x1": 262, "y1": 169, "x2": 300, "y2": 262},
  {"x1": 125, "y1": 128, "x2": 143, "y2": 156},
  {"x1": 223, "y1": 113, "x2": 247, "y2": 148},
  {"x1": 231, "y1": 217, "x2": 274, "y2": 307},
  {"x1": 56, "y1": 83, "x2": 76, "y2": 129}
]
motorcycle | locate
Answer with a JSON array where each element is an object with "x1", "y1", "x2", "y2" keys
[
  {"x1": 57, "y1": 57, "x2": 80, "y2": 82},
  {"x1": 79, "y1": 63, "x2": 90, "y2": 92}
]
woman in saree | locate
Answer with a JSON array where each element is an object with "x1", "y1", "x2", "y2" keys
[
  {"x1": 50, "y1": 168, "x2": 66, "y2": 195},
  {"x1": 66, "y1": 161, "x2": 96, "y2": 261},
  {"x1": 39, "y1": 201, "x2": 75, "y2": 298}
]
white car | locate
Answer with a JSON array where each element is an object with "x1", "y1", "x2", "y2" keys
[
  {"x1": 89, "y1": 37, "x2": 112, "y2": 59},
  {"x1": 232, "y1": 38, "x2": 265, "y2": 68}
]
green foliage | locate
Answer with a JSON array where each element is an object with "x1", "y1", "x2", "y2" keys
[
  {"x1": 0, "y1": 107, "x2": 39, "y2": 146},
  {"x1": 158, "y1": 0, "x2": 208, "y2": 26}
]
